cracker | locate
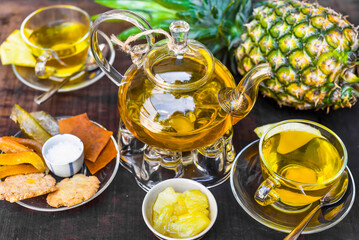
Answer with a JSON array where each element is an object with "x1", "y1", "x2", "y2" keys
[
  {"x1": 46, "y1": 174, "x2": 100, "y2": 208},
  {"x1": 0, "y1": 173, "x2": 57, "y2": 202},
  {"x1": 58, "y1": 113, "x2": 113, "y2": 162}
]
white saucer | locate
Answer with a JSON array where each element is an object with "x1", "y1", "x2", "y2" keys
[
  {"x1": 230, "y1": 140, "x2": 355, "y2": 234},
  {"x1": 12, "y1": 31, "x2": 115, "y2": 92}
]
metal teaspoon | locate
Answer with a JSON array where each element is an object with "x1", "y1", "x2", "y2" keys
[
  {"x1": 34, "y1": 43, "x2": 108, "y2": 104},
  {"x1": 284, "y1": 170, "x2": 349, "y2": 240}
]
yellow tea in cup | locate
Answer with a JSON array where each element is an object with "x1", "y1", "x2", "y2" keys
[
  {"x1": 255, "y1": 120, "x2": 347, "y2": 212},
  {"x1": 20, "y1": 5, "x2": 91, "y2": 79}
]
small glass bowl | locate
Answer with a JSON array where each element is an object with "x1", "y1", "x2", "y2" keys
[
  {"x1": 42, "y1": 134, "x2": 84, "y2": 178},
  {"x1": 142, "y1": 178, "x2": 218, "y2": 240}
]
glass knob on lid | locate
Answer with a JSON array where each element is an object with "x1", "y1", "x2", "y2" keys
[
  {"x1": 169, "y1": 20, "x2": 190, "y2": 55},
  {"x1": 143, "y1": 21, "x2": 215, "y2": 92}
]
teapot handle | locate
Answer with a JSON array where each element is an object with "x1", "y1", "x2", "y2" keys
[{"x1": 90, "y1": 9, "x2": 154, "y2": 87}]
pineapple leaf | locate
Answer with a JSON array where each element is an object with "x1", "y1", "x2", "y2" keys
[
  {"x1": 94, "y1": 0, "x2": 254, "y2": 72},
  {"x1": 153, "y1": 0, "x2": 192, "y2": 11},
  {"x1": 210, "y1": 5, "x2": 219, "y2": 19},
  {"x1": 352, "y1": 84, "x2": 359, "y2": 96},
  {"x1": 94, "y1": 0, "x2": 176, "y2": 13}
]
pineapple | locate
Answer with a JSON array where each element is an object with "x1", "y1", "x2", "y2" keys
[
  {"x1": 95, "y1": 0, "x2": 359, "y2": 110},
  {"x1": 236, "y1": 0, "x2": 359, "y2": 110}
]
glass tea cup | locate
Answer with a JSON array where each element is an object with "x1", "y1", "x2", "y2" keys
[
  {"x1": 254, "y1": 119, "x2": 347, "y2": 212},
  {"x1": 20, "y1": 5, "x2": 91, "y2": 80}
]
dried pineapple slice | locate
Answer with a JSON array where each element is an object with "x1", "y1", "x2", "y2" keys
[
  {"x1": 152, "y1": 187, "x2": 211, "y2": 238},
  {"x1": 153, "y1": 205, "x2": 173, "y2": 235},
  {"x1": 152, "y1": 187, "x2": 179, "y2": 214},
  {"x1": 173, "y1": 195, "x2": 187, "y2": 216},
  {"x1": 184, "y1": 189, "x2": 209, "y2": 216},
  {"x1": 0, "y1": 30, "x2": 35, "y2": 67},
  {"x1": 168, "y1": 211, "x2": 211, "y2": 238},
  {"x1": 10, "y1": 104, "x2": 52, "y2": 144}
]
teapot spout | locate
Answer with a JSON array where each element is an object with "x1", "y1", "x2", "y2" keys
[{"x1": 218, "y1": 63, "x2": 272, "y2": 120}]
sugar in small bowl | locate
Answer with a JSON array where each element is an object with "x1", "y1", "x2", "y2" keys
[{"x1": 42, "y1": 134, "x2": 84, "y2": 178}]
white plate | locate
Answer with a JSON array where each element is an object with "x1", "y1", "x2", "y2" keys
[{"x1": 13, "y1": 118, "x2": 120, "y2": 212}]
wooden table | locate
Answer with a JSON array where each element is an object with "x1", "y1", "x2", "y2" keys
[{"x1": 0, "y1": 0, "x2": 358, "y2": 239}]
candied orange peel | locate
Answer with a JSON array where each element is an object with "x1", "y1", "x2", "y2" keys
[
  {"x1": 0, "y1": 137, "x2": 32, "y2": 153},
  {"x1": 0, "y1": 165, "x2": 40, "y2": 179},
  {"x1": 0, "y1": 152, "x2": 46, "y2": 172},
  {"x1": 0, "y1": 136, "x2": 46, "y2": 178},
  {"x1": 1, "y1": 136, "x2": 43, "y2": 158}
]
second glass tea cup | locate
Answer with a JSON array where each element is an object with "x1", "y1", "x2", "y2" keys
[
  {"x1": 20, "y1": 5, "x2": 91, "y2": 80},
  {"x1": 254, "y1": 119, "x2": 347, "y2": 212}
]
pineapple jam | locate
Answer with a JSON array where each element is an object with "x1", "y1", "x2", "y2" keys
[{"x1": 152, "y1": 187, "x2": 210, "y2": 238}]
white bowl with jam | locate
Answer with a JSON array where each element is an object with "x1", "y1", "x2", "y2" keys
[
  {"x1": 142, "y1": 178, "x2": 218, "y2": 240},
  {"x1": 42, "y1": 134, "x2": 84, "y2": 177}
]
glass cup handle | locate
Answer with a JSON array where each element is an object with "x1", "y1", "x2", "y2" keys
[
  {"x1": 90, "y1": 9, "x2": 154, "y2": 87},
  {"x1": 35, "y1": 51, "x2": 56, "y2": 79},
  {"x1": 254, "y1": 177, "x2": 280, "y2": 206}
]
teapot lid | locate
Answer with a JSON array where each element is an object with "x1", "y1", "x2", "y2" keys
[{"x1": 143, "y1": 21, "x2": 215, "y2": 92}]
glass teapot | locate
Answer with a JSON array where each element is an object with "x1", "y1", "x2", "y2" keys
[{"x1": 90, "y1": 10, "x2": 271, "y2": 190}]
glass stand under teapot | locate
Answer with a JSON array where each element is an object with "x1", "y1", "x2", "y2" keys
[
  {"x1": 118, "y1": 120, "x2": 236, "y2": 191},
  {"x1": 90, "y1": 9, "x2": 271, "y2": 191}
]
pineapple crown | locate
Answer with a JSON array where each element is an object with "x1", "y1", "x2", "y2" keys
[{"x1": 94, "y1": 0, "x2": 255, "y2": 71}]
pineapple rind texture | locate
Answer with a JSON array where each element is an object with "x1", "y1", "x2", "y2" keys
[{"x1": 236, "y1": 0, "x2": 359, "y2": 110}]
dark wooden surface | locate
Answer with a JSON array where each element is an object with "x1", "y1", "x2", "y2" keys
[{"x1": 0, "y1": 0, "x2": 358, "y2": 239}]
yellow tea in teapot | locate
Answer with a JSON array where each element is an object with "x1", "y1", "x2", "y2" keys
[
  {"x1": 261, "y1": 130, "x2": 343, "y2": 206},
  {"x1": 118, "y1": 56, "x2": 253, "y2": 152},
  {"x1": 27, "y1": 21, "x2": 89, "y2": 78}
]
